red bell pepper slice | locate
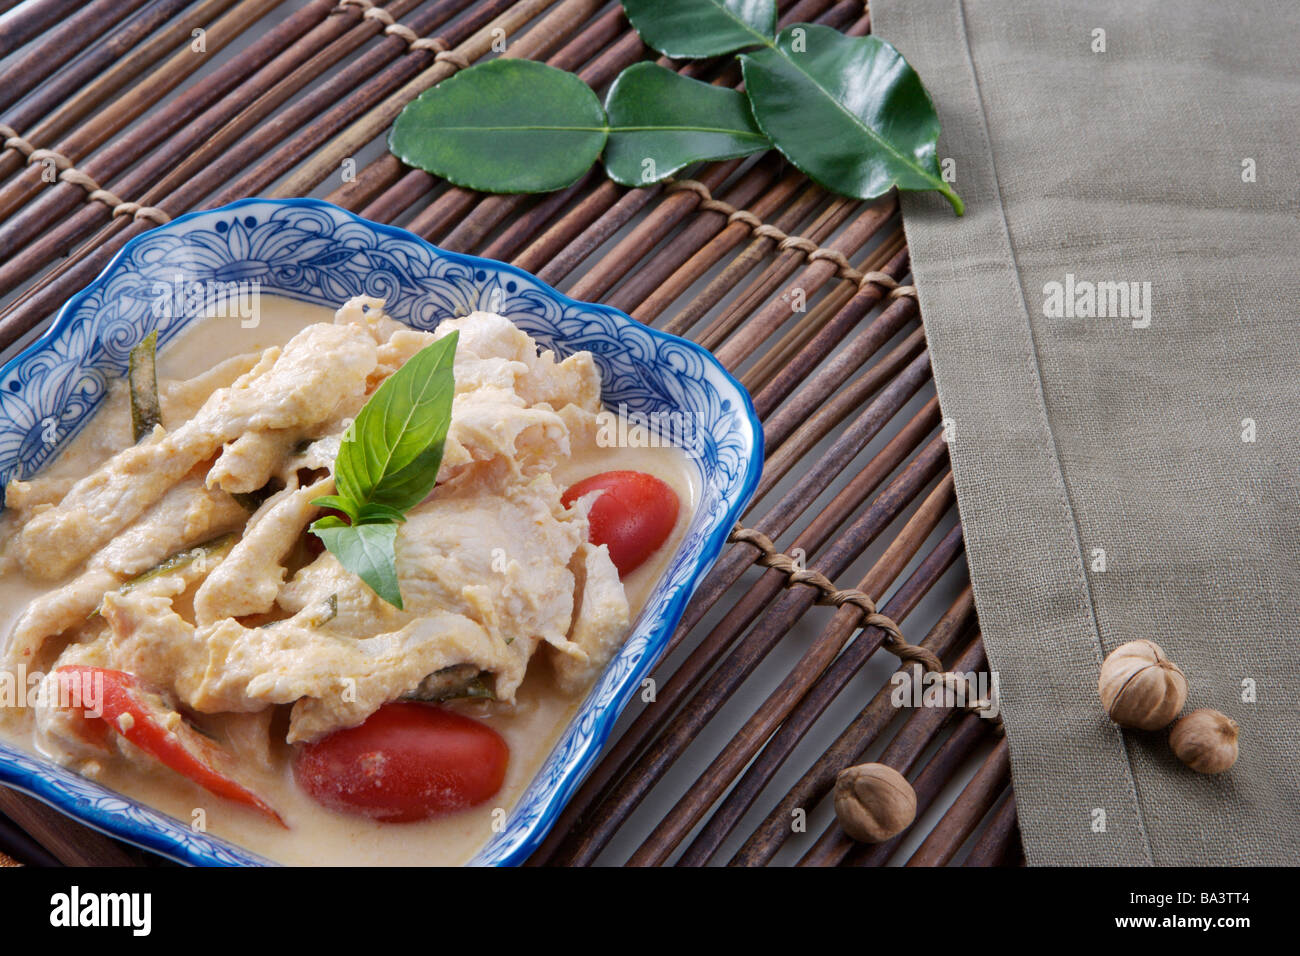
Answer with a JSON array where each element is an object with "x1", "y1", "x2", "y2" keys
[{"x1": 54, "y1": 665, "x2": 285, "y2": 827}]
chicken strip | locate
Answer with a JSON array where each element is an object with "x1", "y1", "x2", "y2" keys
[
  {"x1": 4, "y1": 477, "x2": 245, "y2": 666},
  {"x1": 17, "y1": 322, "x2": 378, "y2": 580},
  {"x1": 193, "y1": 477, "x2": 332, "y2": 625}
]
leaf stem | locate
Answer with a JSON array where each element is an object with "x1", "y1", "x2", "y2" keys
[{"x1": 939, "y1": 184, "x2": 964, "y2": 215}]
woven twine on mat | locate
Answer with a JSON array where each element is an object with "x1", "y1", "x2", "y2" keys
[
  {"x1": 0, "y1": 0, "x2": 478, "y2": 226},
  {"x1": 0, "y1": 123, "x2": 171, "y2": 225},
  {"x1": 666, "y1": 178, "x2": 919, "y2": 297},
  {"x1": 337, "y1": 0, "x2": 471, "y2": 67},
  {"x1": 729, "y1": 525, "x2": 1002, "y2": 729},
  {"x1": 0, "y1": 36, "x2": 927, "y2": 289}
]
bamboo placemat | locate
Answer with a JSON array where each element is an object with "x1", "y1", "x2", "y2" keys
[{"x1": 0, "y1": 0, "x2": 1021, "y2": 866}]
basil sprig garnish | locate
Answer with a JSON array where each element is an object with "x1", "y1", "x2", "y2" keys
[
  {"x1": 310, "y1": 332, "x2": 458, "y2": 609},
  {"x1": 388, "y1": 1, "x2": 962, "y2": 213}
]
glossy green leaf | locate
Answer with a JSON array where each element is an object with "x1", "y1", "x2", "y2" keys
[
  {"x1": 603, "y1": 64, "x2": 768, "y2": 186},
  {"x1": 621, "y1": 0, "x2": 776, "y2": 58},
  {"x1": 354, "y1": 502, "x2": 408, "y2": 525},
  {"x1": 308, "y1": 494, "x2": 357, "y2": 516},
  {"x1": 310, "y1": 517, "x2": 403, "y2": 609},
  {"x1": 331, "y1": 331, "x2": 458, "y2": 515},
  {"x1": 740, "y1": 25, "x2": 963, "y2": 214},
  {"x1": 390, "y1": 60, "x2": 606, "y2": 193}
]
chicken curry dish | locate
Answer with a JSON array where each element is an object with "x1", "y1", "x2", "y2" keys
[{"x1": 0, "y1": 295, "x2": 695, "y2": 864}]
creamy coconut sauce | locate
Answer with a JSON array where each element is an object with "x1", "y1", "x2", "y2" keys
[{"x1": 0, "y1": 296, "x2": 697, "y2": 865}]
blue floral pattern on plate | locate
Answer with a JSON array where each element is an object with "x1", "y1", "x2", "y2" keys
[{"x1": 0, "y1": 199, "x2": 762, "y2": 866}]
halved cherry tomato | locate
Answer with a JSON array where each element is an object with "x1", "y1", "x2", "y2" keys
[
  {"x1": 292, "y1": 702, "x2": 508, "y2": 823},
  {"x1": 53, "y1": 666, "x2": 284, "y2": 825},
  {"x1": 561, "y1": 470, "x2": 679, "y2": 577}
]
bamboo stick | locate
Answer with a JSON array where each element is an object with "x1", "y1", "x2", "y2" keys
[
  {"x1": 0, "y1": 0, "x2": 82, "y2": 60},
  {"x1": 627, "y1": 176, "x2": 821, "y2": 320},
  {"x1": 797, "y1": 660, "x2": 992, "y2": 867},
  {"x1": 0, "y1": 0, "x2": 237, "y2": 156},
  {"x1": 329, "y1": 153, "x2": 408, "y2": 211},
  {"x1": 53, "y1": 0, "x2": 399, "y2": 219},
  {"x1": 963, "y1": 791, "x2": 1021, "y2": 867},
  {"x1": 0, "y1": 809, "x2": 60, "y2": 866},
  {"x1": 757, "y1": 337, "x2": 929, "y2": 500},
  {"x1": 542, "y1": 435, "x2": 952, "y2": 867},
  {"x1": 659, "y1": 207, "x2": 809, "y2": 338},
  {"x1": 713, "y1": 198, "x2": 898, "y2": 368},
  {"x1": 696, "y1": 197, "x2": 865, "y2": 350},
  {"x1": 636, "y1": 176, "x2": 823, "y2": 325},
  {"x1": 0, "y1": 0, "x2": 154, "y2": 114},
  {"x1": 664, "y1": 516, "x2": 963, "y2": 867},
  {"x1": 0, "y1": 0, "x2": 298, "y2": 236},
  {"x1": 407, "y1": 186, "x2": 493, "y2": 243},
  {"x1": 668, "y1": 396, "x2": 944, "y2": 694},
  {"x1": 755, "y1": 248, "x2": 915, "y2": 421},
  {"x1": 727, "y1": 400, "x2": 946, "y2": 668},
  {"x1": 741, "y1": 230, "x2": 906, "y2": 393},
  {"x1": 164, "y1": 0, "x2": 481, "y2": 208},
  {"x1": 726, "y1": 586, "x2": 977, "y2": 866},
  {"x1": 269, "y1": 0, "x2": 559, "y2": 198},
  {"x1": 628, "y1": 475, "x2": 959, "y2": 865},
  {"x1": 479, "y1": 172, "x2": 600, "y2": 261},
  {"x1": 0, "y1": 0, "x2": 520, "y2": 339},
  {"x1": 563, "y1": 165, "x2": 758, "y2": 303},
  {"x1": 601, "y1": 163, "x2": 787, "y2": 314},
  {"x1": 527, "y1": 404, "x2": 944, "y2": 865},
  {"x1": 907, "y1": 738, "x2": 1011, "y2": 866}
]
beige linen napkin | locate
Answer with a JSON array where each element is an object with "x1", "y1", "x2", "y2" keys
[{"x1": 873, "y1": 0, "x2": 1300, "y2": 864}]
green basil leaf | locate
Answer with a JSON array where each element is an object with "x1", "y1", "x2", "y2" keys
[
  {"x1": 354, "y1": 502, "x2": 407, "y2": 525},
  {"x1": 308, "y1": 494, "x2": 358, "y2": 520},
  {"x1": 740, "y1": 25, "x2": 964, "y2": 214},
  {"x1": 334, "y1": 331, "x2": 458, "y2": 514},
  {"x1": 621, "y1": 0, "x2": 776, "y2": 58},
  {"x1": 603, "y1": 63, "x2": 769, "y2": 186},
  {"x1": 389, "y1": 60, "x2": 607, "y2": 193},
  {"x1": 310, "y1": 518, "x2": 404, "y2": 610}
]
